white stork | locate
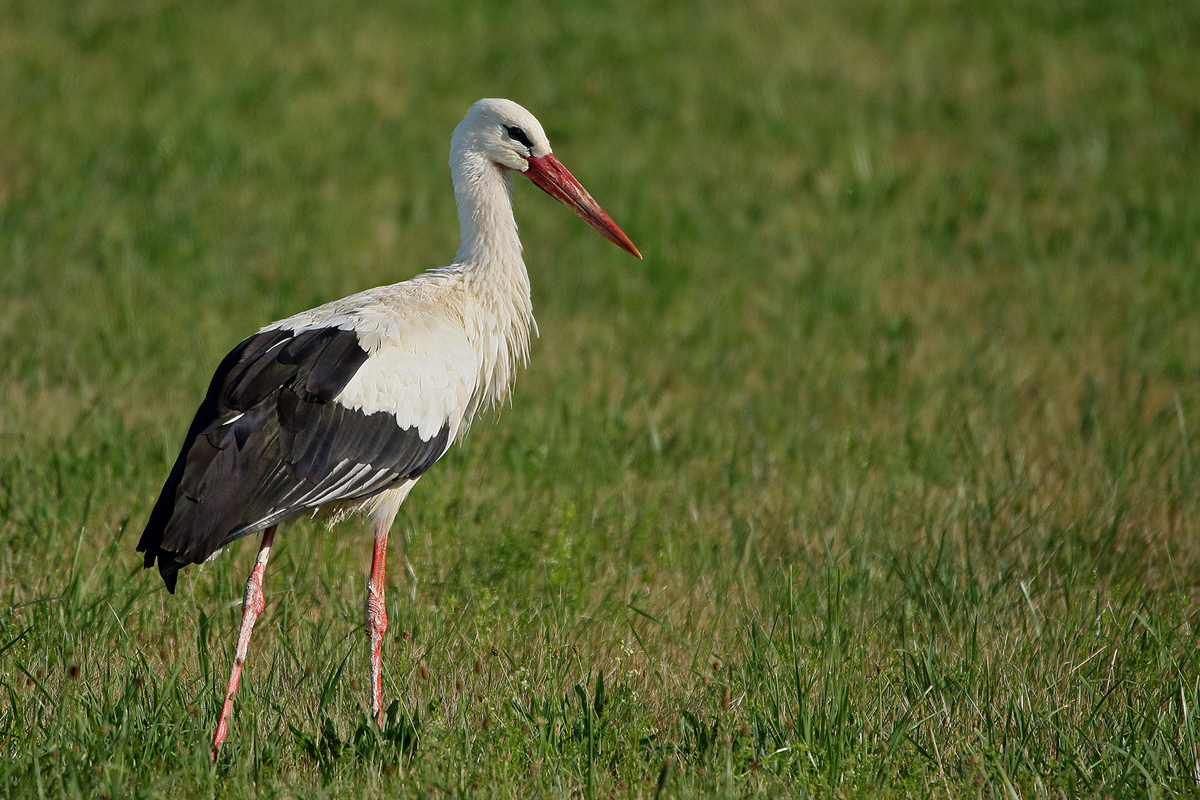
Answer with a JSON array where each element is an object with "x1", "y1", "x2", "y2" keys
[{"x1": 137, "y1": 98, "x2": 641, "y2": 759}]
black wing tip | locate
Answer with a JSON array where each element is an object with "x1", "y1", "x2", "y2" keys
[
  {"x1": 139, "y1": 540, "x2": 182, "y2": 594},
  {"x1": 162, "y1": 562, "x2": 179, "y2": 594},
  {"x1": 152, "y1": 552, "x2": 182, "y2": 594}
]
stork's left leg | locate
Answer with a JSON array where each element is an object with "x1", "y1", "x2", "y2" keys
[
  {"x1": 366, "y1": 520, "x2": 389, "y2": 724},
  {"x1": 212, "y1": 525, "x2": 277, "y2": 761}
]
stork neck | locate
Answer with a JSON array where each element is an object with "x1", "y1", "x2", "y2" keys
[
  {"x1": 452, "y1": 153, "x2": 524, "y2": 271},
  {"x1": 447, "y1": 150, "x2": 535, "y2": 416}
]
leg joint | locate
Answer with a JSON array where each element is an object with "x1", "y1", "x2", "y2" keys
[{"x1": 365, "y1": 589, "x2": 387, "y2": 632}]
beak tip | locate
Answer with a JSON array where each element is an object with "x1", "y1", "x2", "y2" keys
[{"x1": 614, "y1": 235, "x2": 641, "y2": 260}]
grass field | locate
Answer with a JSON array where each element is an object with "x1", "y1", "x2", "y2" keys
[{"x1": 3, "y1": 0, "x2": 1200, "y2": 796}]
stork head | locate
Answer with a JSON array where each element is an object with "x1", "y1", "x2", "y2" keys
[{"x1": 452, "y1": 98, "x2": 641, "y2": 259}]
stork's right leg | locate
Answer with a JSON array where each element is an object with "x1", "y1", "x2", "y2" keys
[
  {"x1": 365, "y1": 520, "x2": 389, "y2": 725},
  {"x1": 211, "y1": 525, "x2": 277, "y2": 761},
  {"x1": 362, "y1": 483, "x2": 418, "y2": 723}
]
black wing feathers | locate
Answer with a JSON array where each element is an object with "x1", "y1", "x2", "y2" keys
[{"x1": 138, "y1": 326, "x2": 451, "y2": 593}]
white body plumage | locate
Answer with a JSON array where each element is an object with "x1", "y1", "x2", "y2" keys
[{"x1": 265, "y1": 248, "x2": 535, "y2": 531}]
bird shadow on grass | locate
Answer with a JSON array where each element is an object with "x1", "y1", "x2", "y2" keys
[{"x1": 290, "y1": 701, "x2": 420, "y2": 779}]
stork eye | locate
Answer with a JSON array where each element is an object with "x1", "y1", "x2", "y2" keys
[{"x1": 504, "y1": 125, "x2": 534, "y2": 149}]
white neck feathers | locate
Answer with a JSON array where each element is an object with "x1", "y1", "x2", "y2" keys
[{"x1": 448, "y1": 149, "x2": 535, "y2": 420}]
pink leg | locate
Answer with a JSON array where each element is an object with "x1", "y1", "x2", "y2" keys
[
  {"x1": 366, "y1": 522, "x2": 389, "y2": 724},
  {"x1": 211, "y1": 525, "x2": 277, "y2": 761}
]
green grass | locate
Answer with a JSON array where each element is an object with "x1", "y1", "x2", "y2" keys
[{"x1": 3, "y1": 0, "x2": 1200, "y2": 796}]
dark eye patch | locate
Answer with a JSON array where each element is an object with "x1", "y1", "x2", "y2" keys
[{"x1": 504, "y1": 125, "x2": 534, "y2": 149}]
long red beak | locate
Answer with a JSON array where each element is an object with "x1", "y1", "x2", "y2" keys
[{"x1": 524, "y1": 154, "x2": 642, "y2": 259}]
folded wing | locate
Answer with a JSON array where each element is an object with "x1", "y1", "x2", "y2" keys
[{"x1": 138, "y1": 326, "x2": 450, "y2": 592}]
